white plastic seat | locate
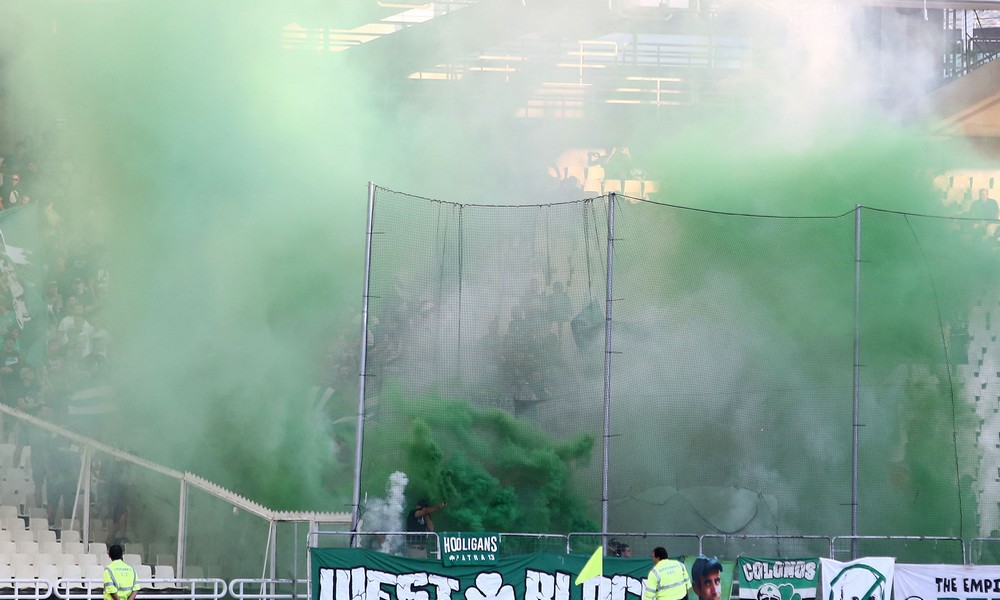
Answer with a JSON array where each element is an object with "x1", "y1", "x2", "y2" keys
[
  {"x1": 153, "y1": 565, "x2": 177, "y2": 589},
  {"x1": 84, "y1": 563, "x2": 104, "y2": 590},
  {"x1": 136, "y1": 564, "x2": 153, "y2": 585},
  {"x1": 53, "y1": 553, "x2": 77, "y2": 570},
  {"x1": 10, "y1": 529, "x2": 33, "y2": 545},
  {"x1": 15, "y1": 540, "x2": 38, "y2": 555},
  {"x1": 0, "y1": 505, "x2": 17, "y2": 519},
  {"x1": 36, "y1": 564, "x2": 59, "y2": 584},
  {"x1": 2, "y1": 516, "x2": 25, "y2": 532},
  {"x1": 63, "y1": 541, "x2": 85, "y2": 556},
  {"x1": 60, "y1": 530, "x2": 82, "y2": 544},
  {"x1": 87, "y1": 542, "x2": 107, "y2": 557},
  {"x1": 33, "y1": 529, "x2": 57, "y2": 544},
  {"x1": 75, "y1": 553, "x2": 99, "y2": 567},
  {"x1": 0, "y1": 540, "x2": 15, "y2": 555},
  {"x1": 155, "y1": 553, "x2": 175, "y2": 567},
  {"x1": 123, "y1": 553, "x2": 143, "y2": 568},
  {"x1": 10, "y1": 554, "x2": 33, "y2": 569},
  {"x1": 33, "y1": 553, "x2": 53, "y2": 567}
]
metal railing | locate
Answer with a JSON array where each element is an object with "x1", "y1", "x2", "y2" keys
[
  {"x1": 230, "y1": 579, "x2": 308, "y2": 600},
  {"x1": 831, "y1": 535, "x2": 965, "y2": 565},
  {"x1": 51, "y1": 578, "x2": 227, "y2": 600}
]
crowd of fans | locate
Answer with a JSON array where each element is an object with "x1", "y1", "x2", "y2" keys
[{"x1": 0, "y1": 132, "x2": 118, "y2": 531}]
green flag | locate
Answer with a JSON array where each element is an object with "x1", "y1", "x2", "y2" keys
[{"x1": 575, "y1": 546, "x2": 603, "y2": 585}]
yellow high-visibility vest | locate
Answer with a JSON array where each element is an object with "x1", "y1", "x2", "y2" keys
[
  {"x1": 644, "y1": 559, "x2": 692, "y2": 600},
  {"x1": 103, "y1": 560, "x2": 140, "y2": 600}
]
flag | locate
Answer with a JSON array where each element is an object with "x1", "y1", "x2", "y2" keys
[
  {"x1": 0, "y1": 205, "x2": 46, "y2": 364},
  {"x1": 575, "y1": 546, "x2": 603, "y2": 585}
]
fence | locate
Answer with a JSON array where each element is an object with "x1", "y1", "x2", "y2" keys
[
  {"x1": 356, "y1": 185, "x2": 1000, "y2": 565},
  {"x1": 0, "y1": 405, "x2": 353, "y2": 587}
]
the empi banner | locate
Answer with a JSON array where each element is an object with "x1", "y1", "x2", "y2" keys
[
  {"x1": 736, "y1": 557, "x2": 819, "y2": 600},
  {"x1": 894, "y1": 563, "x2": 1000, "y2": 600}
]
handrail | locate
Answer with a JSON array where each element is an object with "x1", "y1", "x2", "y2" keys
[
  {"x1": 567, "y1": 532, "x2": 702, "y2": 555},
  {"x1": 699, "y1": 534, "x2": 834, "y2": 559},
  {"x1": 831, "y1": 535, "x2": 965, "y2": 564},
  {"x1": 0, "y1": 579, "x2": 53, "y2": 600},
  {"x1": 229, "y1": 579, "x2": 308, "y2": 600},
  {"x1": 51, "y1": 578, "x2": 227, "y2": 600}
]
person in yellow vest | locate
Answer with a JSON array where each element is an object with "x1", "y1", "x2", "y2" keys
[
  {"x1": 104, "y1": 544, "x2": 140, "y2": 600},
  {"x1": 644, "y1": 547, "x2": 692, "y2": 600}
]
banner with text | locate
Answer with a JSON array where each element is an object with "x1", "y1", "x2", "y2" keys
[
  {"x1": 894, "y1": 563, "x2": 1000, "y2": 600},
  {"x1": 312, "y1": 549, "x2": 650, "y2": 600},
  {"x1": 819, "y1": 558, "x2": 894, "y2": 600},
  {"x1": 736, "y1": 557, "x2": 819, "y2": 600}
]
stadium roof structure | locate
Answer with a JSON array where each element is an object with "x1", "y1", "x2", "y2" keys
[{"x1": 283, "y1": 0, "x2": 1000, "y2": 138}]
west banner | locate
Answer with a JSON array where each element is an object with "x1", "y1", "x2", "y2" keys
[
  {"x1": 736, "y1": 557, "x2": 819, "y2": 600},
  {"x1": 312, "y1": 548, "x2": 651, "y2": 600},
  {"x1": 819, "y1": 558, "x2": 894, "y2": 600},
  {"x1": 894, "y1": 563, "x2": 1000, "y2": 600}
]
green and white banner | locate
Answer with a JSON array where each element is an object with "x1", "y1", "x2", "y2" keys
[
  {"x1": 312, "y1": 549, "x2": 649, "y2": 600},
  {"x1": 736, "y1": 557, "x2": 819, "y2": 600},
  {"x1": 894, "y1": 563, "x2": 1000, "y2": 600},
  {"x1": 819, "y1": 558, "x2": 894, "y2": 600}
]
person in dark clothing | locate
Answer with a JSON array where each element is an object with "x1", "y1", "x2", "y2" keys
[{"x1": 405, "y1": 498, "x2": 446, "y2": 558}]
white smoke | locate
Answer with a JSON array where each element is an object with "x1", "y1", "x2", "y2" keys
[{"x1": 360, "y1": 471, "x2": 409, "y2": 554}]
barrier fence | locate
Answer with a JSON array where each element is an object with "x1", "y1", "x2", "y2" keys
[{"x1": 356, "y1": 186, "x2": 1000, "y2": 566}]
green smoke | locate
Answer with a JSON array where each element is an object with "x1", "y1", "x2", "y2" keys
[{"x1": 364, "y1": 388, "x2": 597, "y2": 534}]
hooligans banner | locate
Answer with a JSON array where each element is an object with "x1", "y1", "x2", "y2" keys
[
  {"x1": 312, "y1": 548, "x2": 650, "y2": 600},
  {"x1": 736, "y1": 557, "x2": 819, "y2": 600},
  {"x1": 894, "y1": 563, "x2": 1000, "y2": 600},
  {"x1": 819, "y1": 558, "x2": 894, "y2": 600}
]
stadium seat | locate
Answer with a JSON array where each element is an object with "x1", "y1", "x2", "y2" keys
[
  {"x1": 40, "y1": 540, "x2": 62, "y2": 555},
  {"x1": 36, "y1": 563, "x2": 59, "y2": 584},
  {"x1": 137, "y1": 564, "x2": 153, "y2": 585},
  {"x1": 74, "y1": 552, "x2": 99, "y2": 567},
  {"x1": 61, "y1": 529, "x2": 81, "y2": 544},
  {"x1": 123, "y1": 553, "x2": 143, "y2": 567},
  {"x1": 0, "y1": 505, "x2": 17, "y2": 519},
  {"x1": 34, "y1": 553, "x2": 53, "y2": 567},
  {"x1": 88, "y1": 542, "x2": 107, "y2": 557},
  {"x1": 58, "y1": 563, "x2": 84, "y2": 592},
  {"x1": 623, "y1": 179, "x2": 643, "y2": 199},
  {"x1": 0, "y1": 445, "x2": 15, "y2": 468},
  {"x1": 155, "y1": 553, "x2": 175, "y2": 567},
  {"x1": 10, "y1": 554, "x2": 33, "y2": 570},
  {"x1": 2, "y1": 516, "x2": 25, "y2": 532},
  {"x1": 83, "y1": 564, "x2": 104, "y2": 590},
  {"x1": 603, "y1": 179, "x2": 622, "y2": 193},
  {"x1": 644, "y1": 180, "x2": 660, "y2": 200},
  {"x1": 34, "y1": 528, "x2": 57, "y2": 544},
  {"x1": 16, "y1": 540, "x2": 38, "y2": 555},
  {"x1": 63, "y1": 541, "x2": 85, "y2": 555},
  {"x1": 583, "y1": 178, "x2": 603, "y2": 194},
  {"x1": 154, "y1": 565, "x2": 179, "y2": 590}
]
